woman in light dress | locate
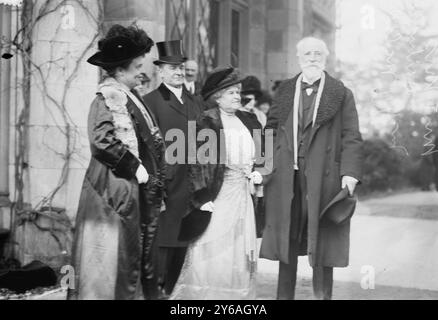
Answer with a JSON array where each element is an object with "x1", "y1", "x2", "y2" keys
[{"x1": 170, "y1": 66, "x2": 264, "y2": 300}]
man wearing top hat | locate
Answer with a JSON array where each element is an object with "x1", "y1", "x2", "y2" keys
[
  {"x1": 260, "y1": 37, "x2": 363, "y2": 300},
  {"x1": 142, "y1": 40, "x2": 204, "y2": 297}
]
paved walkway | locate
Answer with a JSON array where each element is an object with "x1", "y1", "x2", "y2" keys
[{"x1": 256, "y1": 191, "x2": 438, "y2": 299}]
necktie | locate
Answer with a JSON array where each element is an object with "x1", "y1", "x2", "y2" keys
[{"x1": 301, "y1": 79, "x2": 320, "y2": 95}]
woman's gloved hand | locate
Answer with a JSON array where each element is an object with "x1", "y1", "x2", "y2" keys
[
  {"x1": 249, "y1": 171, "x2": 263, "y2": 185},
  {"x1": 136, "y1": 164, "x2": 149, "y2": 184}
]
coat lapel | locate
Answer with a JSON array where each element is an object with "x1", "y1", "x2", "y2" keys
[
  {"x1": 202, "y1": 106, "x2": 222, "y2": 129},
  {"x1": 307, "y1": 72, "x2": 345, "y2": 147},
  {"x1": 125, "y1": 95, "x2": 158, "y2": 161},
  {"x1": 275, "y1": 72, "x2": 346, "y2": 152},
  {"x1": 131, "y1": 89, "x2": 159, "y2": 127},
  {"x1": 202, "y1": 107, "x2": 261, "y2": 135},
  {"x1": 277, "y1": 77, "x2": 298, "y2": 128},
  {"x1": 158, "y1": 83, "x2": 188, "y2": 118},
  {"x1": 182, "y1": 89, "x2": 198, "y2": 120},
  {"x1": 314, "y1": 72, "x2": 345, "y2": 127},
  {"x1": 277, "y1": 72, "x2": 345, "y2": 128}
]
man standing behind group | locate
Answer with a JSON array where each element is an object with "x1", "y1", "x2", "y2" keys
[
  {"x1": 260, "y1": 37, "x2": 362, "y2": 300},
  {"x1": 184, "y1": 60, "x2": 201, "y2": 95},
  {"x1": 143, "y1": 40, "x2": 203, "y2": 297}
]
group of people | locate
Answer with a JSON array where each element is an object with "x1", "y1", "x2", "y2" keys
[{"x1": 68, "y1": 23, "x2": 362, "y2": 301}]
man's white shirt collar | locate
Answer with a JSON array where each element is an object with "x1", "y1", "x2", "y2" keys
[
  {"x1": 184, "y1": 80, "x2": 195, "y2": 94},
  {"x1": 164, "y1": 82, "x2": 184, "y2": 104},
  {"x1": 302, "y1": 72, "x2": 322, "y2": 85},
  {"x1": 302, "y1": 72, "x2": 322, "y2": 96}
]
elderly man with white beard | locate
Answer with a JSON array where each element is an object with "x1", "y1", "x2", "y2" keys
[{"x1": 260, "y1": 37, "x2": 363, "y2": 300}]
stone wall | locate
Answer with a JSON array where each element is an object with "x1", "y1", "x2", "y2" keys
[
  {"x1": 266, "y1": 0, "x2": 304, "y2": 88},
  {"x1": 7, "y1": 0, "x2": 101, "y2": 265},
  {"x1": 103, "y1": 0, "x2": 166, "y2": 91},
  {"x1": 265, "y1": 0, "x2": 336, "y2": 89},
  {"x1": 2, "y1": 0, "x2": 337, "y2": 266},
  {"x1": 247, "y1": 0, "x2": 267, "y2": 84}
]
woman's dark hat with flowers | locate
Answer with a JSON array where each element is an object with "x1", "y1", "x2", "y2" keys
[
  {"x1": 201, "y1": 66, "x2": 243, "y2": 100},
  {"x1": 153, "y1": 40, "x2": 187, "y2": 65},
  {"x1": 87, "y1": 35, "x2": 151, "y2": 68},
  {"x1": 87, "y1": 24, "x2": 153, "y2": 68}
]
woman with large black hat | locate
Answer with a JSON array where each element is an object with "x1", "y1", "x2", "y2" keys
[
  {"x1": 170, "y1": 66, "x2": 264, "y2": 300},
  {"x1": 68, "y1": 24, "x2": 166, "y2": 300}
]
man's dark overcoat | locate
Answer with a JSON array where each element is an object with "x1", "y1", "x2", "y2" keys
[
  {"x1": 260, "y1": 72, "x2": 363, "y2": 267},
  {"x1": 143, "y1": 84, "x2": 203, "y2": 247}
]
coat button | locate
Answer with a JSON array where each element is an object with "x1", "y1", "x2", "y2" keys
[
  {"x1": 326, "y1": 146, "x2": 331, "y2": 153},
  {"x1": 325, "y1": 169, "x2": 330, "y2": 176}
]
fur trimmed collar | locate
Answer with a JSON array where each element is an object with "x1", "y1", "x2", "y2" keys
[
  {"x1": 276, "y1": 71, "x2": 346, "y2": 127},
  {"x1": 200, "y1": 106, "x2": 261, "y2": 135},
  {"x1": 97, "y1": 77, "x2": 139, "y2": 158}
]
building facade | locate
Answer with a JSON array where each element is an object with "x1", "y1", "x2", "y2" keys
[{"x1": 0, "y1": 0, "x2": 335, "y2": 267}]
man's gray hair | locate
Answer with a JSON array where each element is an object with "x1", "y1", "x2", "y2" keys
[{"x1": 296, "y1": 37, "x2": 330, "y2": 57}]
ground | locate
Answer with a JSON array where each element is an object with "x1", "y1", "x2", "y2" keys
[
  {"x1": 3, "y1": 190, "x2": 437, "y2": 300},
  {"x1": 256, "y1": 190, "x2": 438, "y2": 300}
]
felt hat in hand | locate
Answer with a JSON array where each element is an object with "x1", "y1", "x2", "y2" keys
[{"x1": 319, "y1": 188, "x2": 357, "y2": 225}]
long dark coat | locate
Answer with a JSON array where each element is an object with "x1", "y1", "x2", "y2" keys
[
  {"x1": 69, "y1": 89, "x2": 165, "y2": 300},
  {"x1": 143, "y1": 84, "x2": 203, "y2": 247},
  {"x1": 179, "y1": 106, "x2": 264, "y2": 241},
  {"x1": 260, "y1": 72, "x2": 363, "y2": 267}
]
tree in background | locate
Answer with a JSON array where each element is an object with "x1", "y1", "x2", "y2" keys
[{"x1": 338, "y1": 0, "x2": 438, "y2": 194}]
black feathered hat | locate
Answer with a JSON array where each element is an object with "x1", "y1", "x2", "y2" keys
[{"x1": 87, "y1": 24, "x2": 154, "y2": 68}]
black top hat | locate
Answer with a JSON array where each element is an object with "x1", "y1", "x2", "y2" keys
[
  {"x1": 319, "y1": 188, "x2": 357, "y2": 225},
  {"x1": 87, "y1": 35, "x2": 151, "y2": 68},
  {"x1": 241, "y1": 75, "x2": 262, "y2": 99},
  {"x1": 153, "y1": 40, "x2": 187, "y2": 65},
  {"x1": 201, "y1": 66, "x2": 243, "y2": 100}
]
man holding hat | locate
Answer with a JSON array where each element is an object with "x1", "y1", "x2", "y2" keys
[
  {"x1": 142, "y1": 40, "x2": 203, "y2": 297},
  {"x1": 260, "y1": 37, "x2": 363, "y2": 300}
]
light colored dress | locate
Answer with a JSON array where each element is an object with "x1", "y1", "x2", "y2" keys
[{"x1": 170, "y1": 109, "x2": 258, "y2": 300}]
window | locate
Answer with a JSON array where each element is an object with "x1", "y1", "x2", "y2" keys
[
  {"x1": 166, "y1": 0, "x2": 219, "y2": 83},
  {"x1": 165, "y1": 0, "x2": 248, "y2": 82},
  {"x1": 231, "y1": 9, "x2": 240, "y2": 67}
]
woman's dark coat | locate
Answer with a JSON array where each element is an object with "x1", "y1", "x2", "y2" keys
[
  {"x1": 68, "y1": 90, "x2": 165, "y2": 300},
  {"x1": 179, "y1": 106, "x2": 263, "y2": 242}
]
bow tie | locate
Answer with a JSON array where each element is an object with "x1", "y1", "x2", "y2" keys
[{"x1": 301, "y1": 80, "x2": 320, "y2": 92}]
